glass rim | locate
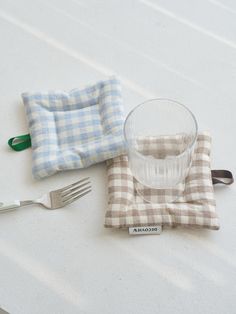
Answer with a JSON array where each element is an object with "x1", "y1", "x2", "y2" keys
[{"x1": 123, "y1": 98, "x2": 198, "y2": 160}]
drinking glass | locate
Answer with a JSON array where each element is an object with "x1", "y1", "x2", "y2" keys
[{"x1": 124, "y1": 99, "x2": 198, "y2": 203}]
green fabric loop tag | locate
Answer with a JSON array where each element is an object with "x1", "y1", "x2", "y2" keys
[{"x1": 8, "y1": 134, "x2": 31, "y2": 151}]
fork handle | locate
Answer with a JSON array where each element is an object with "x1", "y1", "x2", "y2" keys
[{"x1": 0, "y1": 200, "x2": 21, "y2": 212}]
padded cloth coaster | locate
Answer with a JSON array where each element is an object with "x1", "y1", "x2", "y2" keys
[
  {"x1": 22, "y1": 77, "x2": 126, "y2": 179},
  {"x1": 105, "y1": 132, "x2": 220, "y2": 230}
]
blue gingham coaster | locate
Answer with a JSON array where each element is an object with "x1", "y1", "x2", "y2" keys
[{"x1": 22, "y1": 77, "x2": 126, "y2": 179}]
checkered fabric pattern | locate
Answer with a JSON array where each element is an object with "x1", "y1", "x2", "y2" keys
[
  {"x1": 105, "y1": 132, "x2": 219, "y2": 230},
  {"x1": 135, "y1": 133, "x2": 193, "y2": 158},
  {"x1": 22, "y1": 77, "x2": 126, "y2": 179}
]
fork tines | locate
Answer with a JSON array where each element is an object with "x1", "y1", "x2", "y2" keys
[{"x1": 61, "y1": 177, "x2": 91, "y2": 205}]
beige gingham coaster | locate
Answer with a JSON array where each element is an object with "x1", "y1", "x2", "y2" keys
[{"x1": 105, "y1": 132, "x2": 219, "y2": 230}]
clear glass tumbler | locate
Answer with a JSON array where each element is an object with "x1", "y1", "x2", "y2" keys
[{"x1": 124, "y1": 99, "x2": 198, "y2": 203}]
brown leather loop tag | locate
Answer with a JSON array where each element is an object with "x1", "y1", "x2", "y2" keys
[{"x1": 211, "y1": 170, "x2": 234, "y2": 185}]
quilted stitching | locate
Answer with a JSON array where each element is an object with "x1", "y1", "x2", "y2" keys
[
  {"x1": 22, "y1": 77, "x2": 126, "y2": 179},
  {"x1": 105, "y1": 133, "x2": 219, "y2": 230}
]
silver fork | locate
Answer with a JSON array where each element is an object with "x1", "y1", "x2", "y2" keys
[{"x1": 0, "y1": 178, "x2": 91, "y2": 212}]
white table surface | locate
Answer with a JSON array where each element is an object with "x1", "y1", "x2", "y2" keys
[{"x1": 0, "y1": 0, "x2": 236, "y2": 313}]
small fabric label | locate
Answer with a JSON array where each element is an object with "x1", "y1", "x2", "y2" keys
[{"x1": 129, "y1": 225, "x2": 162, "y2": 235}]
